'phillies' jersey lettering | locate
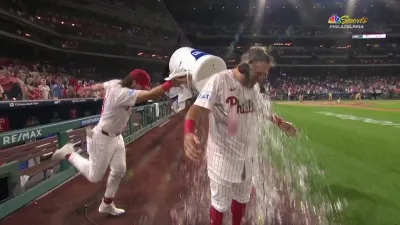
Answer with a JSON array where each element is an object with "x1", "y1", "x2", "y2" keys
[
  {"x1": 225, "y1": 96, "x2": 254, "y2": 114},
  {"x1": 194, "y1": 69, "x2": 259, "y2": 183}
]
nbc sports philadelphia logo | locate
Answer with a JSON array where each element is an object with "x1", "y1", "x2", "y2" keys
[{"x1": 328, "y1": 15, "x2": 368, "y2": 29}]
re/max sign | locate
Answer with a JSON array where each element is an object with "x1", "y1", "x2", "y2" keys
[{"x1": 1, "y1": 129, "x2": 42, "y2": 145}]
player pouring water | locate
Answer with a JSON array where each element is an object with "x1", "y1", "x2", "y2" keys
[
  {"x1": 183, "y1": 46, "x2": 297, "y2": 225},
  {"x1": 51, "y1": 69, "x2": 187, "y2": 216}
]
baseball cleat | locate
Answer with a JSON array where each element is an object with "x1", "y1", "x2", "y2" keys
[
  {"x1": 98, "y1": 201, "x2": 125, "y2": 216},
  {"x1": 51, "y1": 143, "x2": 74, "y2": 160}
]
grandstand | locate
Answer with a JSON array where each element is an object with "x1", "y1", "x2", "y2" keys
[{"x1": 0, "y1": 0, "x2": 399, "y2": 224}]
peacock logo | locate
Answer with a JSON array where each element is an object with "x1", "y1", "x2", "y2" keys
[{"x1": 328, "y1": 15, "x2": 341, "y2": 24}]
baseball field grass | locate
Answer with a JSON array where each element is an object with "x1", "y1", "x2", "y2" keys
[{"x1": 274, "y1": 100, "x2": 400, "y2": 225}]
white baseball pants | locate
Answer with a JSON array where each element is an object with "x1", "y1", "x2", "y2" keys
[
  {"x1": 210, "y1": 175, "x2": 253, "y2": 212},
  {"x1": 68, "y1": 127, "x2": 126, "y2": 198}
]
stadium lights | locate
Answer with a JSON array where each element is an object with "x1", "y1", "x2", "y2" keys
[{"x1": 195, "y1": 4, "x2": 388, "y2": 10}]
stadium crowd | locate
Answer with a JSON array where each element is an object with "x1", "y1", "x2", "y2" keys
[
  {"x1": 0, "y1": 58, "x2": 166, "y2": 101},
  {"x1": 2, "y1": 55, "x2": 399, "y2": 102},
  {"x1": 1, "y1": 0, "x2": 400, "y2": 103},
  {"x1": 0, "y1": 57, "x2": 104, "y2": 101},
  {"x1": 268, "y1": 75, "x2": 400, "y2": 99},
  {"x1": 0, "y1": 0, "x2": 400, "y2": 223}
]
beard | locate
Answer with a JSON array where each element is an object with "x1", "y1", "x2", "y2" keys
[{"x1": 247, "y1": 75, "x2": 263, "y2": 88}]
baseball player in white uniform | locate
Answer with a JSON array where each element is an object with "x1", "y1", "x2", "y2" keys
[
  {"x1": 52, "y1": 69, "x2": 186, "y2": 216},
  {"x1": 183, "y1": 47, "x2": 296, "y2": 225}
]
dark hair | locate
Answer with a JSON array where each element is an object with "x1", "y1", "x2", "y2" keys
[
  {"x1": 121, "y1": 75, "x2": 133, "y2": 88},
  {"x1": 240, "y1": 46, "x2": 275, "y2": 66}
]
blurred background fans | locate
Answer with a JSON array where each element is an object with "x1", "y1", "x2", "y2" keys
[
  {"x1": 0, "y1": 0, "x2": 399, "y2": 101},
  {"x1": 0, "y1": 0, "x2": 399, "y2": 224}
]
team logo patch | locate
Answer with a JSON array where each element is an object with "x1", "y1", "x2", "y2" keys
[
  {"x1": 198, "y1": 91, "x2": 211, "y2": 100},
  {"x1": 128, "y1": 89, "x2": 135, "y2": 96}
]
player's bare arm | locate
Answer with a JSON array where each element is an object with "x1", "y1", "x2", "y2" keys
[
  {"x1": 183, "y1": 71, "x2": 220, "y2": 162},
  {"x1": 268, "y1": 114, "x2": 297, "y2": 136},
  {"x1": 183, "y1": 104, "x2": 209, "y2": 162},
  {"x1": 135, "y1": 83, "x2": 172, "y2": 103},
  {"x1": 82, "y1": 83, "x2": 104, "y2": 92},
  {"x1": 135, "y1": 76, "x2": 187, "y2": 103}
]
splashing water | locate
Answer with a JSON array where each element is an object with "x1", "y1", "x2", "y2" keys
[{"x1": 175, "y1": 84, "x2": 346, "y2": 225}]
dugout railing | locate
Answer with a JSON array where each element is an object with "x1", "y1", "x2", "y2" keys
[{"x1": 0, "y1": 101, "x2": 173, "y2": 219}]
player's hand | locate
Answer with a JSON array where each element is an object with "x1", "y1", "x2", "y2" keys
[
  {"x1": 183, "y1": 133, "x2": 202, "y2": 162},
  {"x1": 170, "y1": 75, "x2": 192, "y2": 87},
  {"x1": 279, "y1": 121, "x2": 297, "y2": 136}
]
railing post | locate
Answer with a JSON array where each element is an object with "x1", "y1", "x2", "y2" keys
[
  {"x1": 128, "y1": 117, "x2": 134, "y2": 136},
  {"x1": 151, "y1": 105, "x2": 156, "y2": 125},
  {"x1": 163, "y1": 104, "x2": 167, "y2": 117},
  {"x1": 57, "y1": 131, "x2": 70, "y2": 171},
  {"x1": 160, "y1": 104, "x2": 164, "y2": 118},
  {"x1": 142, "y1": 109, "x2": 147, "y2": 127}
]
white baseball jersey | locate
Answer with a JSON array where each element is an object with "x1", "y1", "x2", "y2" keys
[
  {"x1": 96, "y1": 79, "x2": 141, "y2": 134},
  {"x1": 194, "y1": 70, "x2": 259, "y2": 183}
]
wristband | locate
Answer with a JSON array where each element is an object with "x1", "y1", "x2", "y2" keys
[
  {"x1": 161, "y1": 81, "x2": 173, "y2": 91},
  {"x1": 184, "y1": 119, "x2": 196, "y2": 134}
]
